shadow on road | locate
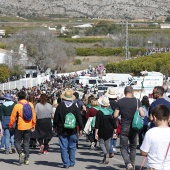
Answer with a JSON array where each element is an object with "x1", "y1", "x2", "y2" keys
[{"x1": 0, "y1": 158, "x2": 19, "y2": 166}]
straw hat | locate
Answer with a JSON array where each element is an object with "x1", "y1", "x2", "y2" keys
[
  {"x1": 105, "y1": 88, "x2": 117, "y2": 99},
  {"x1": 60, "y1": 89, "x2": 75, "y2": 101},
  {"x1": 98, "y1": 96, "x2": 110, "y2": 107}
]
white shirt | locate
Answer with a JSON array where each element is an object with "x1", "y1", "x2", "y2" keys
[{"x1": 140, "y1": 127, "x2": 170, "y2": 170}]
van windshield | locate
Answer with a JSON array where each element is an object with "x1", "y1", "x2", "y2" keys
[
  {"x1": 89, "y1": 80, "x2": 97, "y2": 84},
  {"x1": 98, "y1": 86, "x2": 108, "y2": 90}
]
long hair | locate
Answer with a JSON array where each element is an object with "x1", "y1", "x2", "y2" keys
[
  {"x1": 141, "y1": 95, "x2": 150, "y2": 110},
  {"x1": 28, "y1": 95, "x2": 35, "y2": 105},
  {"x1": 40, "y1": 94, "x2": 47, "y2": 105}
]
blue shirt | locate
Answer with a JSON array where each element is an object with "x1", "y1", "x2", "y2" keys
[{"x1": 149, "y1": 98, "x2": 170, "y2": 114}]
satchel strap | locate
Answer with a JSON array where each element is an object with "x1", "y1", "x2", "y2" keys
[{"x1": 136, "y1": 98, "x2": 139, "y2": 110}]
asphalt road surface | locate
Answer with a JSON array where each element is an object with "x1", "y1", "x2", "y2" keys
[{"x1": 0, "y1": 136, "x2": 147, "y2": 170}]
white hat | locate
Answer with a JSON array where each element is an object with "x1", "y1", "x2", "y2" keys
[
  {"x1": 98, "y1": 96, "x2": 110, "y2": 107},
  {"x1": 105, "y1": 88, "x2": 117, "y2": 99}
]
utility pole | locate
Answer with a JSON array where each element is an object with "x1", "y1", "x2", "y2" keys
[{"x1": 125, "y1": 20, "x2": 129, "y2": 60}]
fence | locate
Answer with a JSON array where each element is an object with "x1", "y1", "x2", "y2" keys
[
  {"x1": 0, "y1": 75, "x2": 50, "y2": 91},
  {"x1": 0, "y1": 69, "x2": 86, "y2": 91}
]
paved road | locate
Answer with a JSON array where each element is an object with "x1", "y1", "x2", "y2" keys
[{"x1": 0, "y1": 136, "x2": 147, "y2": 170}]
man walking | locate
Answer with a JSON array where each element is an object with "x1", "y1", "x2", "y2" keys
[
  {"x1": 149, "y1": 86, "x2": 170, "y2": 122},
  {"x1": 1, "y1": 93, "x2": 16, "y2": 154},
  {"x1": 114, "y1": 86, "x2": 144, "y2": 170},
  {"x1": 9, "y1": 91, "x2": 36, "y2": 165},
  {"x1": 53, "y1": 89, "x2": 84, "y2": 168}
]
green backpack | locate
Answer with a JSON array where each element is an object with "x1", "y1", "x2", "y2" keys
[{"x1": 64, "y1": 112, "x2": 76, "y2": 129}]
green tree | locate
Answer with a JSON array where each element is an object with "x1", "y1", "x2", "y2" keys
[
  {"x1": 0, "y1": 64, "x2": 10, "y2": 83},
  {"x1": 10, "y1": 65, "x2": 25, "y2": 78}
]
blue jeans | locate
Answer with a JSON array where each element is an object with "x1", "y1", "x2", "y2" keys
[
  {"x1": 58, "y1": 134, "x2": 77, "y2": 167},
  {"x1": 109, "y1": 138, "x2": 117, "y2": 154},
  {"x1": 120, "y1": 125, "x2": 138, "y2": 166},
  {"x1": 4, "y1": 128, "x2": 10, "y2": 150},
  {"x1": 0, "y1": 135, "x2": 5, "y2": 148}
]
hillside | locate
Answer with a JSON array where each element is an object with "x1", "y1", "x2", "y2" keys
[{"x1": 0, "y1": 0, "x2": 169, "y2": 19}]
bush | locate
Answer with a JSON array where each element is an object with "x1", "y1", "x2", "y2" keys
[
  {"x1": 60, "y1": 38, "x2": 103, "y2": 43},
  {"x1": 76, "y1": 48, "x2": 124, "y2": 56},
  {"x1": 75, "y1": 47, "x2": 146, "y2": 56},
  {"x1": 106, "y1": 52, "x2": 170, "y2": 75},
  {"x1": 0, "y1": 43, "x2": 7, "y2": 49},
  {"x1": 73, "y1": 59, "x2": 81, "y2": 65}
]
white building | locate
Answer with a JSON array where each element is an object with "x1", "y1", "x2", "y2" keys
[
  {"x1": 160, "y1": 24, "x2": 170, "y2": 29},
  {"x1": 0, "y1": 30, "x2": 5, "y2": 37},
  {"x1": 74, "y1": 23, "x2": 93, "y2": 28},
  {"x1": 0, "y1": 49, "x2": 12, "y2": 65}
]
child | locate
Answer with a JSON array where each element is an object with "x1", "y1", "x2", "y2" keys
[{"x1": 140, "y1": 104, "x2": 170, "y2": 170}]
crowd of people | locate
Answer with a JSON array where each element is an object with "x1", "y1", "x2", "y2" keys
[{"x1": 0, "y1": 76, "x2": 170, "y2": 170}]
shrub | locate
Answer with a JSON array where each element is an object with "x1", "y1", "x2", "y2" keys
[
  {"x1": 73, "y1": 59, "x2": 81, "y2": 65},
  {"x1": 60, "y1": 38, "x2": 103, "y2": 43},
  {"x1": 0, "y1": 43, "x2": 7, "y2": 49}
]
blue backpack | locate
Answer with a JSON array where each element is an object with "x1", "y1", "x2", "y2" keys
[{"x1": 19, "y1": 101, "x2": 32, "y2": 121}]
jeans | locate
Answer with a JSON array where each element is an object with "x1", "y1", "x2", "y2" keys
[
  {"x1": 109, "y1": 138, "x2": 117, "y2": 154},
  {"x1": 58, "y1": 134, "x2": 77, "y2": 167},
  {"x1": 99, "y1": 138, "x2": 110, "y2": 155},
  {"x1": 138, "y1": 125, "x2": 148, "y2": 146},
  {"x1": 14, "y1": 129, "x2": 31, "y2": 159},
  {"x1": 120, "y1": 125, "x2": 138, "y2": 166},
  {"x1": 4, "y1": 128, "x2": 10, "y2": 150},
  {"x1": 0, "y1": 135, "x2": 5, "y2": 148},
  {"x1": 87, "y1": 129, "x2": 97, "y2": 144}
]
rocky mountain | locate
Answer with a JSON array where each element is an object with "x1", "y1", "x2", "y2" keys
[{"x1": 0, "y1": 0, "x2": 170, "y2": 19}]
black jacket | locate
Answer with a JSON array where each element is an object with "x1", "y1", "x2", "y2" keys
[
  {"x1": 53, "y1": 101, "x2": 84, "y2": 136},
  {"x1": 95, "y1": 110, "x2": 117, "y2": 140}
]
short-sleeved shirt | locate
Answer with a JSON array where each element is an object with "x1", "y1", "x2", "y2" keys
[
  {"x1": 149, "y1": 98, "x2": 170, "y2": 115},
  {"x1": 140, "y1": 127, "x2": 170, "y2": 169},
  {"x1": 35, "y1": 102, "x2": 53, "y2": 119},
  {"x1": 115, "y1": 97, "x2": 142, "y2": 126}
]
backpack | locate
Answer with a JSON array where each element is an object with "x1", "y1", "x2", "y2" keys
[
  {"x1": 64, "y1": 112, "x2": 76, "y2": 129},
  {"x1": 19, "y1": 101, "x2": 32, "y2": 121}
]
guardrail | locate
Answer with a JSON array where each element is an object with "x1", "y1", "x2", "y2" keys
[{"x1": 0, "y1": 75, "x2": 50, "y2": 91}]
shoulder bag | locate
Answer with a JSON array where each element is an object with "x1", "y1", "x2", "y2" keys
[{"x1": 132, "y1": 98, "x2": 143, "y2": 130}]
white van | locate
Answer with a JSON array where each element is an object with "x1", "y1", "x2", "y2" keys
[{"x1": 74, "y1": 76, "x2": 102, "y2": 88}]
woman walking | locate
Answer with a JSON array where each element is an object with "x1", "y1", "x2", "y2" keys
[{"x1": 34, "y1": 93, "x2": 54, "y2": 154}]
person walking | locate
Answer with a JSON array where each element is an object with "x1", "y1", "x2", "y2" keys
[
  {"x1": 114, "y1": 86, "x2": 144, "y2": 170},
  {"x1": 95, "y1": 96, "x2": 117, "y2": 164},
  {"x1": 9, "y1": 91, "x2": 36, "y2": 165},
  {"x1": 105, "y1": 88, "x2": 118, "y2": 157},
  {"x1": 1, "y1": 93, "x2": 16, "y2": 154},
  {"x1": 149, "y1": 86, "x2": 170, "y2": 123},
  {"x1": 85, "y1": 98, "x2": 99, "y2": 149},
  {"x1": 34, "y1": 93, "x2": 54, "y2": 154},
  {"x1": 53, "y1": 89, "x2": 84, "y2": 168},
  {"x1": 140, "y1": 105, "x2": 170, "y2": 170},
  {"x1": 138, "y1": 95, "x2": 150, "y2": 148}
]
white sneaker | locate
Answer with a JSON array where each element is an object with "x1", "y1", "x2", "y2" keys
[
  {"x1": 113, "y1": 147, "x2": 117, "y2": 153},
  {"x1": 90, "y1": 142, "x2": 96, "y2": 150}
]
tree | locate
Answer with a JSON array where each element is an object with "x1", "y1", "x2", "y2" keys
[
  {"x1": 10, "y1": 65, "x2": 25, "y2": 78},
  {"x1": 0, "y1": 64, "x2": 10, "y2": 83},
  {"x1": 8, "y1": 29, "x2": 75, "y2": 72}
]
